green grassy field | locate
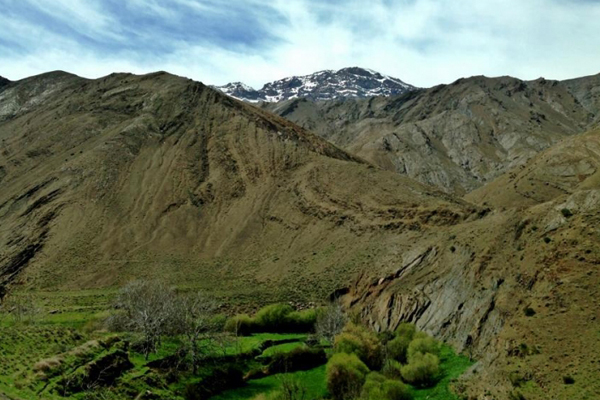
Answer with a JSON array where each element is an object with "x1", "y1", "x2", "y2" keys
[{"x1": 0, "y1": 290, "x2": 472, "y2": 400}]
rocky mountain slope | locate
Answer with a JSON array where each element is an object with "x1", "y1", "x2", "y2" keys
[
  {"x1": 339, "y1": 127, "x2": 600, "y2": 400},
  {"x1": 215, "y1": 67, "x2": 415, "y2": 102},
  {"x1": 266, "y1": 74, "x2": 600, "y2": 194}
]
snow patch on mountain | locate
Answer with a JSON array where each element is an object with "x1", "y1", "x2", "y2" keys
[{"x1": 213, "y1": 67, "x2": 416, "y2": 103}]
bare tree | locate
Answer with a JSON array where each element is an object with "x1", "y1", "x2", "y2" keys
[
  {"x1": 174, "y1": 292, "x2": 220, "y2": 373},
  {"x1": 315, "y1": 300, "x2": 346, "y2": 344},
  {"x1": 0, "y1": 293, "x2": 40, "y2": 324},
  {"x1": 108, "y1": 280, "x2": 178, "y2": 359}
]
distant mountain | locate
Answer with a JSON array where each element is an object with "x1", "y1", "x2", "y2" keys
[{"x1": 214, "y1": 67, "x2": 415, "y2": 102}]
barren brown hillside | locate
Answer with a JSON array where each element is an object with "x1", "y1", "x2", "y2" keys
[{"x1": 0, "y1": 71, "x2": 474, "y2": 304}]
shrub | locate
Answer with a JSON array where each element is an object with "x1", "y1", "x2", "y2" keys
[
  {"x1": 255, "y1": 304, "x2": 294, "y2": 331},
  {"x1": 224, "y1": 314, "x2": 255, "y2": 336},
  {"x1": 401, "y1": 352, "x2": 440, "y2": 388},
  {"x1": 524, "y1": 307, "x2": 536, "y2": 317},
  {"x1": 286, "y1": 309, "x2": 317, "y2": 333},
  {"x1": 560, "y1": 208, "x2": 573, "y2": 218},
  {"x1": 395, "y1": 323, "x2": 416, "y2": 341},
  {"x1": 381, "y1": 359, "x2": 403, "y2": 379},
  {"x1": 326, "y1": 353, "x2": 370, "y2": 400},
  {"x1": 361, "y1": 372, "x2": 411, "y2": 400},
  {"x1": 563, "y1": 375, "x2": 575, "y2": 385},
  {"x1": 407, "y1": 335, "x2": 440, "y2": 362},
  {"x1": 267, "y1": 346, "x2": 327, "y2": 374},
  {"x1": 334, "y1": 323, "x2": 383, "y2": 370},
  {"x1": 387, "y1": 335, "x2": 412, "y2": 363}
]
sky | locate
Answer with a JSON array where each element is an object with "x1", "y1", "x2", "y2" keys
[{"x1": 1, "y1": 0, "x2": 599, "y2": 88}]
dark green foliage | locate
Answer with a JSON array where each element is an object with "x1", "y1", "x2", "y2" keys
[
  {"x1": 224, "y1": 314, "x2": 255, "y2": 336},
  {"x1": 334, "y1": 323, "x2": 383, "y2": 370},
  {"x1": 225, "y1": 305, "x2": 317, "y2": 335},
  {"x1": 524, "y1": 307, "x2": 536, "y2": 317},
  {"x1": 381, "y1": 359, "x2": 403, "y2": 380},
  {"x1": 563, "y1": 375, "x2": 575, "y2": 384},
  {"x1": 361, "y1": 372, "x2": 411, "y2": 400},
  {"x1": 326, "y1": 353, "x2": 369, "y2": 400},
  {"x1": 400, "y1": 352, "x2": 440, "y2": 388},
  {"x1": 267, "y1": 346, "x2": 327, "y2": 374},
  {"x1": 543, "y1": 237, "x2": 551, "y2": 244},
  {"x1": 255, "y1": 304, "x2": 295, "y2": 329},
  {"x1": 184, "y1": 365, "x2": 245, "y2": 400},
  {"x1": 560, "y1": 208, "x2": 573, "y2": 218},
  {"x1": 407, "y1": 335, "x2": 440, "y2": 361},
  {"x1": 395, "y1": 323, "x2": 416, "y2": 341},
  {"x1": 387, "y1": 335, "x2": 412, "y2": 363}
]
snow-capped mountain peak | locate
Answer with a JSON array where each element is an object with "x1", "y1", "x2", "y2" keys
[{"x1": 213, "y1": 67, "x2": 416, "y2": 103}]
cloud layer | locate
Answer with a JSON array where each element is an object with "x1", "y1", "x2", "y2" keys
[{"x1": 1, "y1": 0, "x2": 599, "y2": 88}]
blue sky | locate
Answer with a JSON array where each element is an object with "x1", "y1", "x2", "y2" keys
[{"x1": 1, "y1": 0, "x2": 599, "y2": 88}]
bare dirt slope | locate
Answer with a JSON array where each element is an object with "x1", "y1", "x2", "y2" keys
[
  {"x1": 265, "y1": 75, "x2": 600, "y2": 195},
  {"x1": 0, "y1": 71, "x2": 474, "y2": 304}
]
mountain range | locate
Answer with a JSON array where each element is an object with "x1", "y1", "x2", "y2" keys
[
  {"x1": 1, "y1": 68, "x2": 600, "y2": 399},
  {"x1": 214, "y1": 67, "x2": 415, "y2": 102}
]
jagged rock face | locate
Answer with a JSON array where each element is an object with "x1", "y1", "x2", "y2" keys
[
  {"x1": 214, "y1": 67, "x2": 415, "y2": 102},
  {"x1": 266, "y1": 75, "x2": 600, "y2": 194},
  {"x1": 0, "y1": 70, "x2": 472, "y2": 302}
]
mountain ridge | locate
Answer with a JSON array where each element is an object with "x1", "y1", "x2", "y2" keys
[
  {"x1": 265, "y1": 74, "x2": 600, "y2": 194},
  {"x1": 214, "y1": 67, "x2": 415, "y2": 102}
]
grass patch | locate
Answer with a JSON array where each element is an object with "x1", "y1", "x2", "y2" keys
[
  {"x1": 409, "y1": 344, "x2": 473, "y2": 400},
  {"x1": 261, "y1": 342, "x2": 306, "y2": 357}
]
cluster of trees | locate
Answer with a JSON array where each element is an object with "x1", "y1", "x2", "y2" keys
[
  {"x1": 107, "y1": 279, "x2": 442, "y2": 400},
  {"x1": 107, "y1": 279, "x2": 224, "y2": 372},
  {"x1": 325, "y1": 322, "x2": 442, "y2": 400}
]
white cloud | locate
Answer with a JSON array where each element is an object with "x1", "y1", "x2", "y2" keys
[{"x1": 1, "y1": 0, "x2": 600, "y2": 88}]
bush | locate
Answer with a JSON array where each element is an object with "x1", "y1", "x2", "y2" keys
[
  {"x1": 326, "y1": 353, "x2": 370, "y2": 400},
  {"x1": 395, "y1": 323, "x2": 416, "y2": 341},
  {"x1": 227, "y1": 304, "x2": 318, "y2": 334},
  {"x1": 267, "y1": 346, "x2": 327, "y2": 374},
  {"x1": 224, "y1": 314, "x2": 255, "y2": 336},
  {"x1": 387, "y1": 335, "x2": 412, "y2": 363},
  {"x1": 401, "y1": 352, "x2": 440, "y2": 388},
  {"x1": 407, "y1": 335, "x2": 440, "y2": 362},
  {"x1": 361, "y1": 372, "x2": 411, "y2": 400},
  {"x1": 255, "y1": 304, "x2": 294, "y2": 330},
  {"x1": 561, "y1": 208, "x2": 573, "y2": 218},
  {"x1": 286, "y1": 309, "x2": 318, "y2": 333},
  {"x1": 334, "y1": 323, "x2": 383, "y2": 370},
  {"x1": 381, "y1": 359, "x2": 403, "y2": 380}
]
